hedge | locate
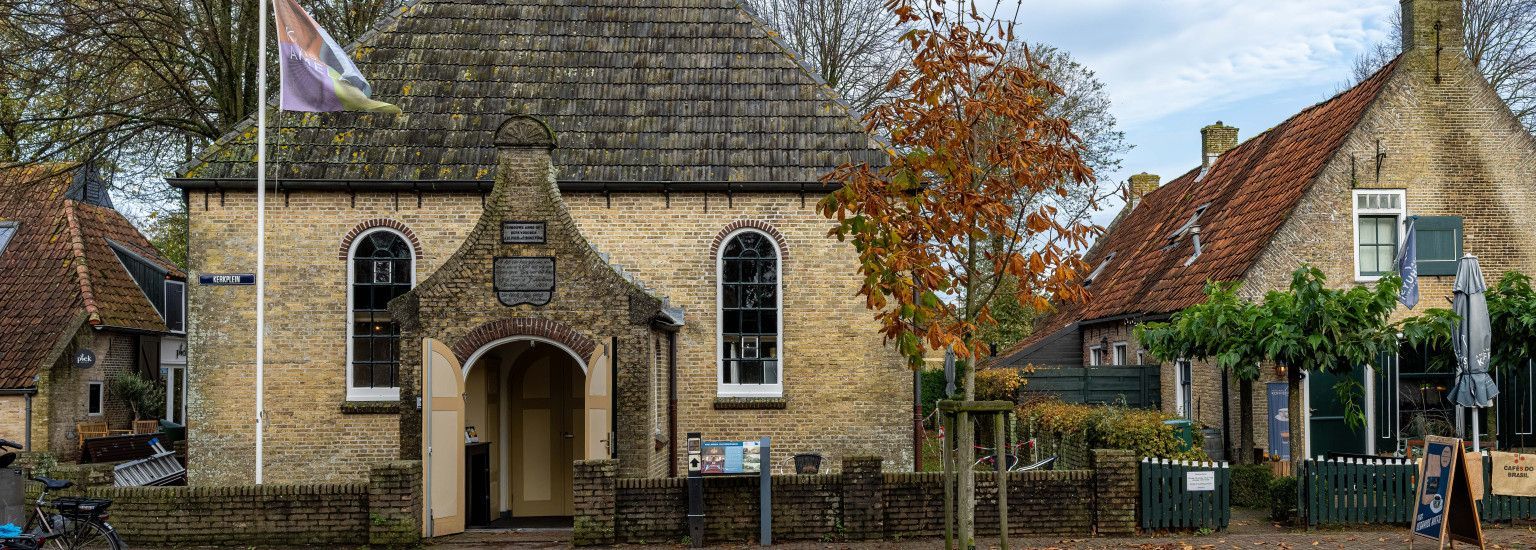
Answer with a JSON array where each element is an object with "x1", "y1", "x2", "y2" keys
[
  {"x1": 1231, "y1": 464, "x2": 1273, "y2": 508},
  {"x1": 1016, "y1": 401, "x2": 1208, "y2": 462}
]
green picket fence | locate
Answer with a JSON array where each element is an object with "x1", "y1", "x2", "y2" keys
[
  {"x1": 1299, "y1": 457, "x2": 1417, "y2": 527},
  {"x1": 1475, "y1": 452, "x2": 1536, "y2": 522},
  {"x1": 1139, "y1": 458, "x2": 1230, "y2": 531}
]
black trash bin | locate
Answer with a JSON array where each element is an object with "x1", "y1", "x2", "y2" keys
[
  {"x1": 159, "y1": 420, "x2": 185, "y2": 444},
  {"x1": 793, "y1": 453, "x2": 822, "y2": 474}
]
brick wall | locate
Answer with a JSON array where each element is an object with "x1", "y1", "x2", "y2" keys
[
  {"x1": 576, "y1": 455, "x2": 1127, "y2": 545},
  {"x1": 38, "y1": 460, "x2": 421, "y2": 547}
]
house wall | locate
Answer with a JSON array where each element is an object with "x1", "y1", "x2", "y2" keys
[
  {"x1": 566, "y1": 192, "x2": 913, "y2": 473},
  {"x1": 43, "y1": 331, "x2": 136, "y2": 460},
  {"x1": 185, "y1": 184, "x2": 909, "y2": 483}
]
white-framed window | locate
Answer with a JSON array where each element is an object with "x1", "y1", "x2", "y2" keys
[
  {"x1": 1088, "y1": 345, "x2": 1103, "y2": 366},
  {"x1": 346, "y1": 228, "x2": 415, "y2": 401},
  {"x1": 1353, "y1": 189, "x2": 1406, "y2": 281},
  {"x1": 1175, "y1": 359, "x2": 1192, "y2": 418},
  {"x1": 1112, "y1": 342, "x2": 1128, "y2": 365},
  {"x1": 87, "y1": 381, "x2": 104, "y2": 416},
  {"x1": 718, "y1": 229, "x2": 783, "y2": 397}
]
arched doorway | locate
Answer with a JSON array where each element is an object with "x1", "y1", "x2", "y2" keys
[
  {"x1": 423, "y1": 333, "x2": 614, "y2": 534},
  {"x1": 462, "y1": 338, "x2": 585, "y2": 526}
]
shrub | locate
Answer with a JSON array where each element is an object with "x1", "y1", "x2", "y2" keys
[
  {"x1": 975, "y1": 368, "x2": 1026, "y2": 401},
  {"x1": 1016, "y1": 401, "x2": 1207, "y2": 461},
  {"x1": 1269, "y1": 476, "x2": 1299, "y2": 524},
  {"x1": 1230, "y1": 464, "x2": 1273, "y2": 508}
]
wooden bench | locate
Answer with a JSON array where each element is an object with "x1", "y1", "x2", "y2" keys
[{"x1": 80, "y1": 433, "x2": 160, "y2": 464}]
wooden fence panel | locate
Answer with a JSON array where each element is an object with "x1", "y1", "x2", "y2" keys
[
  {"x1": 1019, "y1": 365, "x2": 1161, "y2": 409},
  {"x1": 1138, "y1": 458, "x2": 1230, "y2": 531}
]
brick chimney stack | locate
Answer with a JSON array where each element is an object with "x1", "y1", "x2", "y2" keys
[
  {"x1": 1127, "y1": 172, "x2": 1160, "y2": 210},
  {"x1": 1201, "y1": 122, "x2": 1238, "y2": 168},
  {"x1": 1401, "y1": 0, "x2": 1464, "y2": 54}
]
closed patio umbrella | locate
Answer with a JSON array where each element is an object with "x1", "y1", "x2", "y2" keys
[{"x1": 1450, "y1": 254, "x2": 1498, "y2": 451}]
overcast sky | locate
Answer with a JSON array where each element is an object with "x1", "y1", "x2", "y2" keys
[{"x1": 1005, "y1": 0, "x2": 1400, "y2": 225}]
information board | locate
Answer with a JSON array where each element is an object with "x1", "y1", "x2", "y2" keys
[
  {"x1": 500, "y1": 221, "x2": 546, "y2": 244},
  {"x1": 700, "y1": 440, "x2": 762, "y2": 475},
  {"x1": 1186, "y1": 470, "x2": 1216, "y2": 492}
]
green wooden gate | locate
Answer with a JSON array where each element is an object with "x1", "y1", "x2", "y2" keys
[
  {"x1": 1299, "y1": 457, "x2": 1416, "y2": 527},
  {"x1": 1138, "y1": 458, "x2": 1230, "y2": 531}
]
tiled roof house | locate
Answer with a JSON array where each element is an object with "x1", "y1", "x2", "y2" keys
[
  {"x1": 0, "y1": 164, "x2": 187, "y2": 457},
  {"x1": 997, "y1": 0, "x2": 1536, "y2": 460}
]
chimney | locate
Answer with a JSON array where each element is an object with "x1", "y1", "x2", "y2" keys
[
  {"x1": 1201, "y1": 122, "x2": 1238, "y2": 168},
  {"x1": 1401, "y1": 0, "x2": 1464, "y2": 54},
  {"x1": 1127, "y1": 172, "x2": 1160, "y2": 210}
]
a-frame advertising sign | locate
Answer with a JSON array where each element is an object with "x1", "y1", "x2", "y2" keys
[{"x1": 1411, "y1": 435, "x2": 1485, "y2": 549}]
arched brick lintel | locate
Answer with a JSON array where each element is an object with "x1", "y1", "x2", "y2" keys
[
  {"x1": 337, "y1": 219, "x2": 424, "y2": 260},
  {"x1": 451, "y1": 318, "x2": 598, "y2": 365},
  {"x1": 710, "y1": 220, "x2": 788, "y2": 261}
]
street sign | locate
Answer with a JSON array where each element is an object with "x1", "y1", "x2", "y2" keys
[
  {"x1": 198, "y1": 273, "x2": 255, "y2": 285},
  {"x1": 74, "y1": 349, "x2": 96, "y2": 369}
]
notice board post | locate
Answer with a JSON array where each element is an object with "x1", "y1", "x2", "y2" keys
[{"x1": 687, "y1": 432, "x2": 704, "y2": 547}]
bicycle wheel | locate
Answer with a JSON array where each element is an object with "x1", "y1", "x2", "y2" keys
[{"x1": 50, "y1": 520, "x2": 121, "y2": 550}]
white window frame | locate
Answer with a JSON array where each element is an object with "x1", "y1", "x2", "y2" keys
[
  {"x1": 87, "y1": 381, "x2": 104, "y2": 416},
  {"x1": 716, "y1": 228, "x2": 785, "y2": 397},
  {"x1": 1112, "y1": 342, "x2": 1128, "y2": 366},
  {"x1": 345, "y1": 227, "x2": 415, "y2": 402},
  {"x1": 1175, "y1": 359, "x2": 1192, "y2": 418},
  {"x1": 1352, "y1": 189, "x2": 1407, "y2": 282},
  {"x1": 1088, "y1": 345, "x2": 1103, "y2": 366}
]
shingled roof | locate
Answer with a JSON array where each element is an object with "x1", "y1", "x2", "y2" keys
[
  {"x1": 0, "y1": 165, "x2": 185, "y2": 389},
  {"x1": 994, "y1": 57, "x2": 1401, "y2": 365},
  {"x1": 178, "y1": 0, "x2": 882, "y2": 184}
]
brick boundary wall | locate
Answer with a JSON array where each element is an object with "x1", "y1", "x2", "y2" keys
[
  {"x1": 575, "y1": 450, "x2": 1136, "y2": 545},
  {"x1": 29, "y1": 460, "x2": 421, "y2": 547}
]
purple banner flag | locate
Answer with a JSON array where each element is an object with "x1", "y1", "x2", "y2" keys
[{"x1": 274, "y1": 0, "x2": 400, "y2": 114}]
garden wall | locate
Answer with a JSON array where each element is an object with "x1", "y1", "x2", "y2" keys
[{"x1": 575, "y1": 450, "x2": 1136, "y2": 545}]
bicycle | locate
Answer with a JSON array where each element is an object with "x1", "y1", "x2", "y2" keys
[{"x1": 0, "y1": 439, "x2": 124, "y2": 550}]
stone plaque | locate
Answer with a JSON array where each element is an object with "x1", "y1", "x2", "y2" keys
[
  {"x1": 494, "y1": 256, "x2": 555, "y2": 306},
  {"x1": 501, "y1": 221, "x2": 547, "y2": 244}
]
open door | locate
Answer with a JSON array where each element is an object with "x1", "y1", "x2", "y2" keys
[
  {"x1": 585, "y1": 340, "x2": 613, "y2": 460},
  {"x1": 422, "y1": 338, "x2": 465, "y2": 537}
]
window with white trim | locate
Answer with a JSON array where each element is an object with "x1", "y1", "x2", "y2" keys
[
  {"x1": 347, "y1": 229, "x2": 414, "y2": 401},
  {"x1": 164, "y1": 280, "x2": 185, "y2": 334},
  {"x1": 1175, "y1": 359, "x2": 1192, "y2": 418},
  {"x1": 1088, "y1": 345, "x2": 1103, "y2": 366},
  {"x1": 718, "y1": 229, "x2": 782, "y2": 397},
  {"x1": 87, "y1": 381, "x2": 103, "y2": 416},
  {"x1": 1353, "y1": 190, "x2": 1406, "y2": 280},
  {"x1": 1112, "y1": 342, "x2": 1128, "y2": 365}
]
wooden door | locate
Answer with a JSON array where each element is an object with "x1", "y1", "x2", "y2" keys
[
  {"x1": 511, "y1": 352, "x2": 578, "y2": 516},
  {"x1": 422, "y1": 338, "x2": 465, "y2": 537}
]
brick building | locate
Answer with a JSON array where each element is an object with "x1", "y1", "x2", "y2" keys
[
  {"x1": 0, "y1": 164, "x2": 189, "y2": 459},
  {"x1": 998, "y1": 0, "x2": 1536, "y2": 460},
  {"x1": 168, "y1": 0, "x2": 911, "y2": 536}
]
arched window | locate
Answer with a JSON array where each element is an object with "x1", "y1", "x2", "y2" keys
[
  {"x1": 718, "y1": 229, "x2": 782, "y2": 396},
  {"x1": 348, "y1": 228, "x2": 414, "y2": 400}
]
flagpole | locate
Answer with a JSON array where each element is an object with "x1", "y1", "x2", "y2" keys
[{"x1": 255, "y1": 0, "x2": 268, "y2": 485}]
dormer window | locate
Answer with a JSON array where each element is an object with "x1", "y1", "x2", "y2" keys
[
  {"x1": 0, "y1": 221, "x2": 16, "y2": 256},
  {"x1": 1084, "y1": 252, "x2": 1116, "y2": 287}
]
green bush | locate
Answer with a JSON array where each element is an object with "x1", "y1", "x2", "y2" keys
[
  {"x1": 919, "y1": 369, "x2": 949, "y2": 424},
  {"x1": 1231, "y1": 464, "x2": 1273, "y2": 508},
  {"x1": 1269, "y1": 476, "x2": 1299, "y2": 524},
  {"x1": 1016, "y1": 401, "x2": 1207, "y2": 461}
]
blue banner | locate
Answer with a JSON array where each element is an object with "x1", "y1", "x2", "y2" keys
[{"x1": 1266, "y1": 382, "x2": 1290, "y2": 459}]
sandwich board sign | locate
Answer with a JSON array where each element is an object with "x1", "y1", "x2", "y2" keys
[{"x1": 1411, "y1": 435, "x2": 1485, "y2": 549}]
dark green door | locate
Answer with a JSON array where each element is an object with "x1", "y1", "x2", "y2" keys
[{"x1": 1309, "y1": 367, "x2": 1367, "y2": 456}]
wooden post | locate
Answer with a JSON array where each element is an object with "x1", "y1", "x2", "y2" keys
[
  {"x1": 943, "y1": 411, "x2": 954, "y2": 550},
  {"x1": 958, "y1": 409, "x2": 973, "y2": 548},
  {"x1": 994, "y1": 412, "x2": 1008, "y2": 549}
]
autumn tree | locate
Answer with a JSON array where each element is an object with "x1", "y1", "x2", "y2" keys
[
  {"x1": 1135, "y1": 282, "x2": 1264, "y2": 464},
  {"x1": 817, "y1": 0, "x2": 1098, "y2": 543},
  {"x1": 1353, "y1": 0, "x2": 1536, "y2": 131}
]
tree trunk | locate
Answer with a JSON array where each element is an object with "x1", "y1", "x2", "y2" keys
[
  {"x1": 957, "y1": 237, "x2": 978, "y2": 549},
  {"x1": 1287, "y1": 365, "x2": 1305, "y2": 468},
  {"x1": 1238, "y1": 377, "x2": 1254, "y2": 465}
]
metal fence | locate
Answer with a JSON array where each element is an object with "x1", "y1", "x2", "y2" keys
[
  {"x1": 1020, "y1": 365, "x2": 1161, "y2": 409},
  {"x1": 1298, "y1": 457, "x2": 1417, "y2": 527},
  {"x1": 1139, "y1": 458, "x2": 1230, "y2": 531}
]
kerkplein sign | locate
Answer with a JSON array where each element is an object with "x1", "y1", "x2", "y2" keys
[{"x1": 494, "y1": 256, "x2": 555, "y2": 306}]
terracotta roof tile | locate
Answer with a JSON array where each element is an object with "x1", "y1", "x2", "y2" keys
[
  {"x1": 0, "y1": 165, "x2": 184, "y2": 388},
  {"x1": 994, "y1": 57, "x2": 1400, "y2": 365}
]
